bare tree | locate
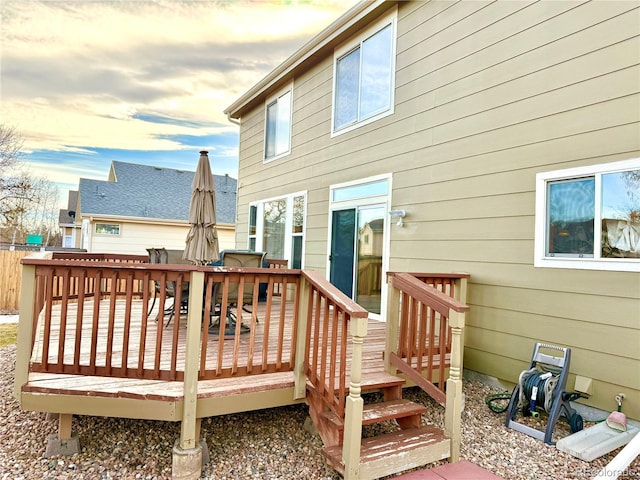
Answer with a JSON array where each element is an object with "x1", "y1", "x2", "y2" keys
[
  {"x1": 0, "y1": 124, "x2": 23, "y2": 169},
  {"x1": 0, "y1": 124, "x2": 61, "y2": 245},
  {"x1": 0, "y1": 124, "x2": 32, "y2": 227}
]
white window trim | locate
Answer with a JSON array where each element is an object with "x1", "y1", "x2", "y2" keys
[
  {"x1": 249, "y1": 190, "x2": 307, "y2": 268},
  {"x1": 534, "y1": 157, "x2": 640, "y2": 272},
  {"x1": 263, "y1": 82, "x2": 293, "y2": 163},
  {"x1": 330, "y1": 6, "x2": 397, "y2": 138}
]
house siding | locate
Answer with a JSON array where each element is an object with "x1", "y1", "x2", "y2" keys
[
  {"x1": 233, "y1": 1, "x2": 640, "y2": 418},
  {"x1": 88, "y1": 221, "x2": 236, "y2": 256}
]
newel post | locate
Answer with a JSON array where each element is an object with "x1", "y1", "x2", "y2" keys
[
  {"x1": 454, "y1": 275, "x2": 468, "y2": 358},
  {"x1": 342, "y1": 315, "x2": 368, "y2": 479},
  {"x1": 444, "y1": 309, "x2": 465, "y2": 463},
  {"x1": 384, "y1": 275, "x2": 400, "y2": 374},
  {"x1": 14, "y1": 262, "x2": 37, "y2": 400},
  {"x1": 293, "y1": 273, "x2": 310, "y2": 399},
  {"x1": 173, "y1": 270, "x2": 204, "y2": 479}
]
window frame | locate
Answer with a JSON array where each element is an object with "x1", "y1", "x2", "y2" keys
[
  {"x1": 331, "y1": 6, "x2": 397, "y2": 137},
  {"x1": 94, "y1": 223, "x2": 121, "y2": 236},
  {"x1": 263, "y1": 82, "x2": 293, "y2": 163},
  {"x1": 248, "y1": 191, "x2": 307, "y2": 268},
  {"x1": 534, "y1": 157, "x2": 640, "y2": 272}
]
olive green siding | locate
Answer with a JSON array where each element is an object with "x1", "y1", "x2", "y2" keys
[{"x1": 233, "y1": 1, "x2": 640, "y2": 418}]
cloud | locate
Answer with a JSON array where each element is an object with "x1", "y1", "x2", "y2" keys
[
  {"x1": 1, "y1": 0, "x2": 358, "y2": 207},
  {"x1": 2, "y1": 0, "x2": 354, "y2": 152}
]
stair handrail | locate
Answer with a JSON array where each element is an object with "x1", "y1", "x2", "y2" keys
[
  {"x1": 386, "y1": 272, "x2": 469, "y2": 463},
  {"x1": 294, "y1": 269, "x2": 369, "y2": 466}
]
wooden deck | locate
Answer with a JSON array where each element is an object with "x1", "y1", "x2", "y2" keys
[
  {"x1": 21, "y1": 296, "x2": 390, "y2": 419},
  {"x1": 15, "y1": 256, "x2": 469, "y2": 478}
]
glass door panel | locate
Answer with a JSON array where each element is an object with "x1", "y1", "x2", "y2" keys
[
  {"x1": 330, "y1": 209, "x2": 356, "y2": 298},
  {"x1": 263, "y1": 199, "x2": 286, "y2": 259},
  {"x1": 356, "y1": 205, "x2": 385, "y2": 314}
]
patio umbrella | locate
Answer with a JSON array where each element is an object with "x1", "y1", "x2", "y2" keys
[{"x1": 183, "y1": 151, "x2": 220, "y2": 265}]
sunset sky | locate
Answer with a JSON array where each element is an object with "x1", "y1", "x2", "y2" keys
[{"x1": 1, "y1": 0, "x2": 357, "y2": 206}]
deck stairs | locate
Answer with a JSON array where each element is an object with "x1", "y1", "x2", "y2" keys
[{"x1": 310, "y1": 372, "x2": 450, "y2": 479}]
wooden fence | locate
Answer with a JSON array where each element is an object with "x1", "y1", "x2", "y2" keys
[{"x1": 0, "y1": 250, "x2": 33, "y2": 311}]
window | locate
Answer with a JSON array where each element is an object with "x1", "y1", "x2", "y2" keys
[
  {"x1": 331, "y1": 178, "x2": 389, "y2": 202},
  {"x1": 332, "y1": 8, "x2": 396, "y2": 135},
  {"x1": 249, "y1": 192, "x2": 306, "y2": 268},
  {"x1": 248, "y1": 205, "x2": 257, "y2": 251},
  {"x1": 535, "y1": 158, "x2": 640, "y2": 271},
  {"x1": 264, "y1": 84, "x2": 292, "y2": 161},
  {"x1": 95, "y1": 223, "x2": 121, "y2": 235},
  {"x1": 263, "y1": 199, "x2": 287, "y2": 259},
  {"x1": 292, "y1": 195, "x2": 304, "y2": 269}
]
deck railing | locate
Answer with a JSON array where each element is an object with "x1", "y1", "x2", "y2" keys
[
  {"x1": 25, "y1": 259, "x2": 192, "y2": 379},
  {"x1": 49, "y1": 252, "x2": 148, "y2": 302},
  {"x1": 298, "y1": 270, "x2": 369, "y2": 425},
  {"x1": 385, "y1": 271, "x2": 469, "y2": 462},
  {"x1": 386, "y1": 273, "x2": 469, "y2": 405},
  {"x1": 266, "y1": 258, "x2": 288, "y2": 297},
  {"x1": 198, "y1": 267, "x2": 301, "y2": 378},
  {"x1": 20, "y1": 255, "x2": 306, "y2": 382}
]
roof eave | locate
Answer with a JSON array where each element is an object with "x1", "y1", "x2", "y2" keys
[
  {"x1": 224, "y1": 0, "x2": 389, "y2": 120},
  {"x1": 78, "y1": 213, "x2": 236, "y2": 228}
]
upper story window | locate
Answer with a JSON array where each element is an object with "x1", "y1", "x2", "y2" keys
[
  {"x1": 332, "y1": 7, "x2": 397, "y2": 135},
  {"x1": 264, "y1": 84, "x2": 292, "y2": 162},
  {"x1": 534, "y1": 158, "x2": 640, "y2": 272}
]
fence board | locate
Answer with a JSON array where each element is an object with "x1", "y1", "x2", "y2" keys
[{"x1": 0, "y1": 250, "x2": 33, "y2": 310}]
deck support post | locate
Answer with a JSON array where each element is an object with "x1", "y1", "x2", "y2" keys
[
  {"x1": 58, "y1": 412, "x2": 72, "y2": 439},
  {"x1": 293, "y1": 275, "x2": 310, "y2": 400},
  {"x1": 173, "y1": 270, "x2": 204, "y2": 479},
  {"x1": 172, "y1": 440, "x2": 203, "y2": 479},
  {"x1": 444, "y1": 310, "x2": 465, "y2": 463},
  {"x1": 45, "y1": 413, "x2": 80, "y2": 457},
  {"x1": 342, "y1": 316, "x2": 368, "y2": 479}
]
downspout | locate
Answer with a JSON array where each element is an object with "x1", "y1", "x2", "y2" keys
[{"x1": 227, "y1": 113, "x2": 241, "y2": 237}]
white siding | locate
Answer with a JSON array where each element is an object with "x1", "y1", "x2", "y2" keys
[{"x1": 88, "y1": 220, "x2": 235, "y2": 256}]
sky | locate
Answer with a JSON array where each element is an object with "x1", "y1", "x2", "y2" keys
[{"x1": 1, "y1": 0, "x2": 358, "y2": 208}]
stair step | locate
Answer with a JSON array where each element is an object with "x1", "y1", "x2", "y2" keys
[
  {"x1": 319, "y1": 372, "x2": 405, "y2": 395},
  {"x1": 362, "y1": 399, "x2": 427, "y2": 425},
  {"x1": 322, "y1": 425, "x2": 450, "y2": 479},
  {"x1": 321, "y1": 399, "x2": 427, "y2": 429},
  {"x1": 360, "y1": 371, "x2": 406, "y2": 392}
]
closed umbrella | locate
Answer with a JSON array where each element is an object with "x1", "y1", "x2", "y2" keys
[{"x1": 183, "y1": 151, "x2": 220, "y2": 265}]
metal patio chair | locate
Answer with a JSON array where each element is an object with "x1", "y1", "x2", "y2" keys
[{"x1": 209, "y1": 250, "x2": 266, "y2": 337}]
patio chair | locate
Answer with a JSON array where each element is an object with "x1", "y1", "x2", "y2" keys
[
  {"x1": 209, "y1": 250, "x2": 266, "y2": 337},
  {"x1": 151, "y1": 248, "x2": 191, "y2": 327},
  {"x1": 146, "y1": 247, "x2": 162, "y2": 316}
]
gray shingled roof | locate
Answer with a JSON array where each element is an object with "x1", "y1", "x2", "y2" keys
[{"x1": 78, "y1": 161, "x2": 237, "y2": 224}]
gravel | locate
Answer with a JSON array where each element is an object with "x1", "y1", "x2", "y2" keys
[{"x1": 1, "y1": 344, "x2": 638, "y2": 479}]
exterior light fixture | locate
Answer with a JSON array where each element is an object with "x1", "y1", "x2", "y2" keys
[{"x1": 389, "y1": 209, "x2": 406, "y2": 227}]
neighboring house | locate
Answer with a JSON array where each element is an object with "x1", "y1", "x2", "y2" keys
[
  {"x1": 58, "y1": 190, "x2": 81, "y2": 248},
  {"x1": 71, "y1": 160, "x2": 237, "y2": 255},
  {"x1": 224, "y1": 1, "x2": 640, "y2": 418}
]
